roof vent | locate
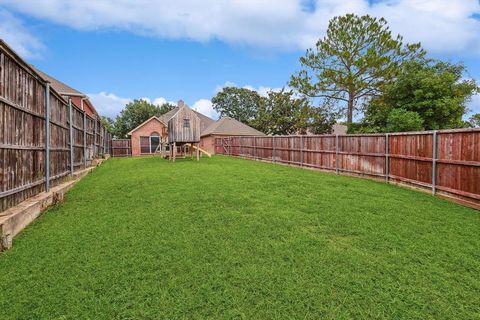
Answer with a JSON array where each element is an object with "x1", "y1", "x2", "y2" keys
[{"x1": 177, "y1": 99, "x2": 185, "y2": 108}]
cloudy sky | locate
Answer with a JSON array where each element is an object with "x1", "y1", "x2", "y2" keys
[{"x1": 0, "y1": 0, "x2": 479, "y2": 119}]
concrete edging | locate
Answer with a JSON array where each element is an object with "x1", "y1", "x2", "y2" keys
[{"x1": 0, "y1": 159, "x2": 106, "y2": 251}]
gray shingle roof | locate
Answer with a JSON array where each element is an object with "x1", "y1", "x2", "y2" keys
[{"x1": 201, "y1": 117, "x2": 265, "y2": 137}]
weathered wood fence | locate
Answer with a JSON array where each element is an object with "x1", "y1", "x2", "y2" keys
[
  {"x1": 216, "y1": 129, "x2": 480, "y2": 208},
  {"x1": 111, "y1": 139, "x2": 132, "y2": 157},
  {"x1": 0, "y1": 40, "x2": 111, "y2": 212}
]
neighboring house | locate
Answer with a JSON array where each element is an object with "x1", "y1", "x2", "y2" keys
[
  {"x1": 32, "y1": 66, "x2": 99, "y2": 117},
  {"x1": 128, "y1": 100, "x2": 215, "y2": 156},
  {"x1": 200, "y1": 116, "x2": 265, "y2": 154}
]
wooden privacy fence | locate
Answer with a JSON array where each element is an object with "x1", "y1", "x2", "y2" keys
[
  {"x1": 111, "y1": 139, "x2": 132, "y2": 157},
  {"x1": 215, "y1": 129, "x2": 480, "y2": 208},
  {"x1": 0, "y1": 41, "x2": 111, "y2": 212}
]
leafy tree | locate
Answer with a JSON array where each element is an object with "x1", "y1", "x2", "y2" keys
[
  {"x1": 469, "y1": 113, "x2": 480, "y2": 128},
  {"x1": 290, "y1": 13, "x2": 424, "y2": 124},
  {"x1": 363, "y1": 60, "x2": 478, "y2": 131},
  {"x1": 386, "y1": 109, "x2": 424, "y2": 132},
  {"x1": 114, "y1": 99, "x2": 164, "y2": 138},
  {"x1": 158, "y1": 102, "x2": 175, "y2": 115},
  {"x1": 100, "y1": 116, "x2": 115, "y2": 134},
  {"x1": 212, "y1": 87, "x2": 261, "y2": 125},
  {"x1": 308, "y1": 103, "x2": 339, "y2": 134},
  {"x1": 211, "y1": 86, "x2": 338, "y2": 135},
  {"x1": 254, "y1": 89, "x2": 311, "y2": 135},
  {"x1": 250, "y1": 97, "x2": 270, "y2": 134}
]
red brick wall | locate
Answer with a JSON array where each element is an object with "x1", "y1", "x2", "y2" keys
[
  {"x1": 130, "y1": 118, "x2": 167, "y2": 156},
  {"x1": 70, "y1": 96, "x2": 96, "y2": 117}
]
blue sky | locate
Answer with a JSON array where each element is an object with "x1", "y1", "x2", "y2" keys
[{"x1": 0, "y1": 0, "x2": 479, "y2": 120}]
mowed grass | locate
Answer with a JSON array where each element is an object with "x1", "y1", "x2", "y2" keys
[{"x1": 0, "y1": 156, "x2": 479, "y2": 319}]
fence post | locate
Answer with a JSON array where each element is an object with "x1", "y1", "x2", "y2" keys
[
  {"x1": 105, "y1": 130, "x2": 108, "y2": 155},
  {"x1": 300, "y1": 135, "x2": 304, "y2": 166},
  {"x1": 253, "y1": 136, "x2": 256, "y2": 160},
  {"x1": 385, "y1": 133, "x2": 389, "y2": 182},
  {"x1": 240, "y1": 137, "x2": 243, "y2": 157},
  {"x1": 335, "y1": 134, "x2": 339, "y2": 174},
  {"x1": 68, "y1": 98, "x2": 74, "y2": 176},
  {"x1": 94, "y1": 116, "x2": 97, "y2": 158},
  {"x1": 104, "y1": 129, "x2": 107, "y2": 155},
  {"x1": 44, "y1": 83, "x2": 51, "y2": 192},
  {"x1": 432, "y1": 130, "x2": 438, "y2": 195},
  {"x1": 272, "y1": 136, "x2": 276, "y2": 162},
  {"x1": 83, "y1": 112, "x2": 87, "y2": 167},
  {"x1": 101, "y1": 127, "x2": 104, "y2": 154}
]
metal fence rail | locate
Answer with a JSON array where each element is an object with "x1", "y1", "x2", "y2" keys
[{"x1": 216, "y1": 129, "x2": 480, "y2": 208}]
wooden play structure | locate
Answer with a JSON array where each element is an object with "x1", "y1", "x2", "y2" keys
[
  {"x1": 123, "y1": 99, "x2": 214, "y2": 160},
  {"x1": 153, "y1": 100, "x2": 212, "y2": 161}
]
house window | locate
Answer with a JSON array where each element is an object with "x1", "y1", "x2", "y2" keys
[
  {"x1": 183, "y1": 119, "x2": 190, "y2": 128},
  {"x1": 140, "y1": 136, "x2": 150, "y2": 154}
]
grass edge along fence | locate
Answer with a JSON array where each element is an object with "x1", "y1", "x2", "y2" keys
[
  {"x1": 0, "y1": 40, "x2": 111, "y2": 212},
  {"x1": 215, "y1": 129, "x2": 480, "y2": 209}
]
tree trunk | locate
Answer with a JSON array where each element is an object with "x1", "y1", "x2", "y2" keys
[{"x1": 347, "y1": 95, "x2": 354, "y2": 124}]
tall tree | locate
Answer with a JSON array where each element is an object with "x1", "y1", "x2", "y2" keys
[
  {"x1": 362, "y1": 60, "x2": 478, "y2": 131},
  {"x1": 114, "y1": 99, "x2": 163, "y2": 138},
  {"x1": 290, "y1": 14, "x2": 425, "y2": 124},
  {"x1": 212, "y1": 87, "x2": 261, "y2": 125}
]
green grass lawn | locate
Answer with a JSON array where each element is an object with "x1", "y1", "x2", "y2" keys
[{"x1": 0, "y1": 156, "x2": 479, "y2": 319}]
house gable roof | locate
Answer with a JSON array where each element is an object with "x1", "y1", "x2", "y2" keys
[
  {"x1": 127, "y1": 116, "x2": 165, "y2": 136},
  {"x1": 201, "y1": 117, "x2": 265, "y2": 137}
]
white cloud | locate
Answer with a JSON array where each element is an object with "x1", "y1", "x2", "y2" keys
[
  {"x1": 192, "y1": 99, "x2": 218, "y2": 119},
  {"x1": 87, "y1": 92, "x2": 131, "y2": 118},
  {"x1": 87, "y1": 92, "x2": 218, "y2": 119},
  {"x1": 0, "y1": 9, "x2": 44, "y2": 59},
  {"x1": 1, "y1": 0, "x2": 479, "y2": 54},
  {"x1": 153, "y1": 97, "x2": 177, "y2": 106}
]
